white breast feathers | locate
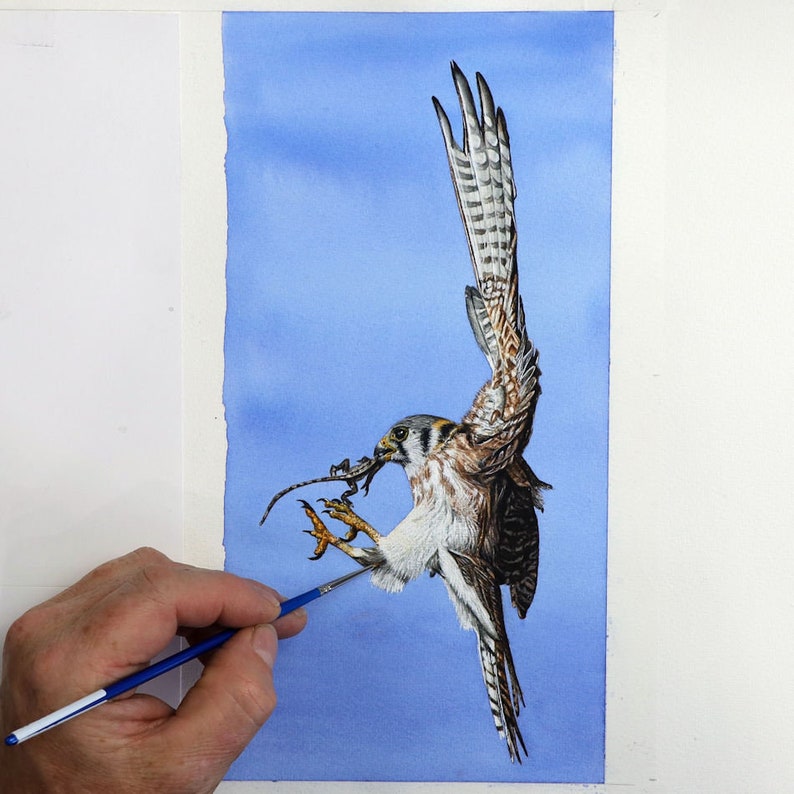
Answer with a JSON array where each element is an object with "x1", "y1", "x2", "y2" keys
[{"x1": 370, "y1": 455, "x2": 483, "y2": 593}]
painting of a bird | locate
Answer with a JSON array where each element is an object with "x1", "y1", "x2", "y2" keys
[{"x1": 262, "y1": 62, "x2": 550, "y2": 763}]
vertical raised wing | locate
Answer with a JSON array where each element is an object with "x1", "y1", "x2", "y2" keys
[
  {"x1": 273, "y1": 65, "x2": 551, "y2": 765},
  {"x1": 433, "y1": 63, "x2": 540, "y2": 477}
]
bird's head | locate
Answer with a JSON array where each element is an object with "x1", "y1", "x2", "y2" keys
[{"x1": 374, "y1": 415, "x2": 460, "y2": 475}]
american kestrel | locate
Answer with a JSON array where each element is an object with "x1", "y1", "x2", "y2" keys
[{"x1": 262, "y1": 62, "x2": 549, "y2": 763}]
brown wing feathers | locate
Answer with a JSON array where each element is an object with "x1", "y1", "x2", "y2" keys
[
  {"x1": 433, "y1": 64, "x2": 552, "y2": 764},
  {"x1": 434, "y1": 63, "x2": 540, "y2": 468}
]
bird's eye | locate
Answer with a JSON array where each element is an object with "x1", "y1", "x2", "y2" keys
[{"x1": 391, "y1": 426, "x2": 409, "y2": 442}]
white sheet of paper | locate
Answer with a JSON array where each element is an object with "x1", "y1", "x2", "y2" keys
[
  {"x1": 0, "y1": 11, "x2": 182, "y2": 643},
  {"x1": 2, "y1": 3, "x2": 793, "y2": 793}
]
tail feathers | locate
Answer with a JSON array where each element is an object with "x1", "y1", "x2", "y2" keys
[
  {"x1": 478, "y1": 630, "x2": 527, "y2": 763},
  {"x1": 446, "y1": 548, "x2": 528, "y2": 762}
]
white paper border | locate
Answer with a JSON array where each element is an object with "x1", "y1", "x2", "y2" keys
[{"x1": 3, "y1": 1, "x2": 792, "y2": 791}]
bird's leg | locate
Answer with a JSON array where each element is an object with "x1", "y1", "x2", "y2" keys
[
  {"x1": 299, "y1": 500, "x2": 379, "y2": 564},
  {"x1": 320, "y1": 498, "x2": 382, "y2": 543}
]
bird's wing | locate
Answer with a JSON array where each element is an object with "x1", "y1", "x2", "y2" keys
[
  {"x1": 446, "y1": 549, "x2": 527, "y2": 762},
  {"x1": 494, "y1": 461, "x2": 541, "y2": 619},
  {"x1": 434, "y1": 63, "x2": 540, "y2": 477}
]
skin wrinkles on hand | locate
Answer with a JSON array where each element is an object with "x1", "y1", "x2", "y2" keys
[{"x1": 0, "y1": 547, "x2": 307, "y2": 794}]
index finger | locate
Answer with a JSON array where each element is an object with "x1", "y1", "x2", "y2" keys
[{"x1": 72, "y1": 561, "x2": 284, "y2": 688}]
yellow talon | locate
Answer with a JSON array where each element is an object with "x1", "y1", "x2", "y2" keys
[
  {"x1": 321, "y1": 498, "x2": 351, "y2": 517},
  {"x1": 299, "y1": 499, "x2": 334, "y2": 560},
  {"x1": 320, "y1": 498, "x2": 378, "y2": 543},
  {"x1": 297, "y1": 498, "x2": 382, "y2": 566}
]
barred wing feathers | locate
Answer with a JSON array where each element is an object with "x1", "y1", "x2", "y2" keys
[{"x1": 434, "y1": 63, "x2": 540, "y2": 477}]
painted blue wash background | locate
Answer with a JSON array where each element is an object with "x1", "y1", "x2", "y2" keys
[{"x1": 222, "y1": 11, "x2": 612, "y2": 783}]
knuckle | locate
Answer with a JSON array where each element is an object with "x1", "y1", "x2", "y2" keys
[
  {"x1": 136, "y1": 558, "x2": 176, "y2": 597},
  {"x1": 4, "y1": 604, "x2": 49, "y2": 651},
  {"x1": 232, "y1": 673, "x2": 278, "y2": 728},
  {"x1": 2, "y1": 615, "x2": 63, "y2": 716},
  {"x1": 130, "y1": 546, "x2": 171, "y2": 566},
  {"x1": 4, "y1": 613, "x2": 31, "y2": 651},
  {"x1": 245, "y1": 681, "x2": 278, "y2": 726}
]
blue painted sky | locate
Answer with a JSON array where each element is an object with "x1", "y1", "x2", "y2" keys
[{"x1": 222, "y1": 11, "x2": 612, "y2": 783}]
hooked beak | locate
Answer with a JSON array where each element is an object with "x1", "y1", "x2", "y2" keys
[{"x1": 374, "y1": 437, "x2": 396, "y2": 461}]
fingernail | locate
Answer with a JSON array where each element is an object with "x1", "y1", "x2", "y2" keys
[{"x1": 251, "y1": 623, "x2": 278, "y2": 668}]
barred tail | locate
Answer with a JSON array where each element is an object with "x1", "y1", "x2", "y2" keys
[{"x1": 477, "y1": 629, "x2": 527, "y2": 763}]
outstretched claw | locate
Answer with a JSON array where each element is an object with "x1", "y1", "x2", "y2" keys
[
  {"x1": 320, "y1": 498, "x2": 382, "y2": 543},
  {"x1": 297, "y1": 498, "x2": 384, "y2": 567},
  {"x1": 299, "y1": 499, "x2": 335, "y2": 560}
]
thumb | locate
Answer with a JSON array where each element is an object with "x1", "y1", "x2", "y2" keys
[{"x1": 161, "y1": 624, "x2": 279, "y2": 770}]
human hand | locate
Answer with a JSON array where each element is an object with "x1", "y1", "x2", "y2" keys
[{"x1": 0, "y1": 547, "x2": 307, "y2": 793}]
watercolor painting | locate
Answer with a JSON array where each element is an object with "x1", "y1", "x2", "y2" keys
[{"x1": 222, "y1": 11, "x2": 612, "y2": 783}]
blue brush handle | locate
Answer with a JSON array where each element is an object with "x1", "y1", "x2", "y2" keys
[
  {"x1": 277, "y1": 587, "x2": 322, "y2": 616},
  {"x1": 104, "y1": 589, "x2": 321, "y2": 699},
  {"x1": 5, "y1": 566, "x2": 371, "y2": 746},
  {"x1": 105, "y1": 628, "x2": 236, "y2": 699}
]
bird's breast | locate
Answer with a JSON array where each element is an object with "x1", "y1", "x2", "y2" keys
[
  {"x1": 375, "y1": 455, "x2": 484, "y2": 589},
  {"x1": 409, "y1": 455, "x2": 484, "y2": 551}
]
